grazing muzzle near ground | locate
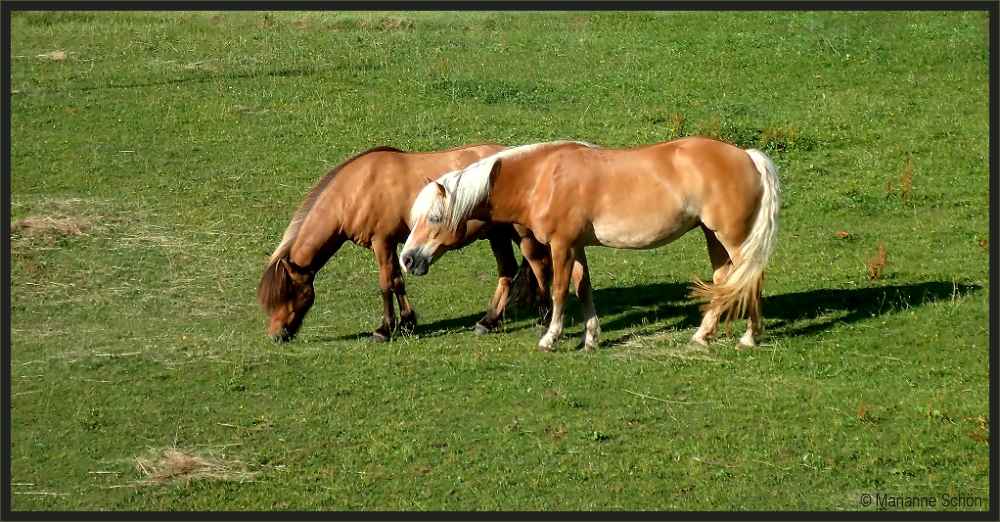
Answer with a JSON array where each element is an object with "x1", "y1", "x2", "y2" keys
[{"x1": 265, "y1": 279, "x2": 315, "y2": 342}]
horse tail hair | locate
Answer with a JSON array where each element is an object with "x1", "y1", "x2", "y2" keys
[
  {"x1": 690, "y1": 148, "x2": 780, "y2": 323},
  {"x1": 508, "y1": 256, "x2": 542, "y2": 312}
]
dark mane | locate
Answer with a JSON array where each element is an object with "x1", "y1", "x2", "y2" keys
[{"x1": 256, "y1": 145, "x2": 404, "y2": 310}]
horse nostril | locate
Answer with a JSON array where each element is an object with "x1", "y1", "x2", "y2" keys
[{"x1": 401, "y1": 254, "x2": 412, "y2": 270}]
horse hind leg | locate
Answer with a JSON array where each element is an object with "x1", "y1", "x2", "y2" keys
[
  {"x1": 691, "y1": 225, "x2": 733, "y2": 347},
  {"x1": 737, "y1": 272, "x2": 764, "y2": 348}
]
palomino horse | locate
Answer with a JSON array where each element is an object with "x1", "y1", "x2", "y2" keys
[
  {"x1": 400, "y1": 136, "x2": 780, "y2": 351},
  {"x1": 257, "y1": 143, "x2": 550, "y2": 343}
]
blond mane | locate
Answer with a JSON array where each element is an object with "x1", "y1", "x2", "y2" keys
[{"x1": 408, "y1": 140, "x2": 596, "y2": 229}]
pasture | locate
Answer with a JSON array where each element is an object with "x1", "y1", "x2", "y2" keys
[{"x1": 7, "y1": 9, "x2": 993, "y2": 512}]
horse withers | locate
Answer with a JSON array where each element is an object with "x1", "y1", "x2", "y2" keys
[
  {"x1": 400, "y1": 136, "x2": 780, "y2": 351},
  {"x1": 257, "y1": 143, "x2": 550, "y2": 343}
]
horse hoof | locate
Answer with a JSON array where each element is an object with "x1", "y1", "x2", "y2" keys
[
  {"x1": 473, "y1": 324, "x2": 490, "y2": 336},
  {"x1": 537, "y1": 338, "x2": 558, "y2": 352},
  {"x1": 399, "y1": 318, "x2": 416, "y2": 336},
  {"x1": 372, "y1": 332, "x2": 390, "y2": 343},
  {"x1": 689, "y1": 337, "x2": 709, "y2": 348}
]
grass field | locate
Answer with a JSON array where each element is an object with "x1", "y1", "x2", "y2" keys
[{"x1": 7, "y1": 9, "x2": 994, "y2": 513}]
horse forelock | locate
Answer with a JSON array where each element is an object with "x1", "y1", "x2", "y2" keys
[
  {"x1": 409, "y1": 180, "x2": 447, "y2": 228},
  {"x1": 257, "y1": 255, "x2": 289, "y2": 311}
]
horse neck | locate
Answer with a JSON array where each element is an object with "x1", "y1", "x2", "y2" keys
[
  {"x1": 287, "y1": 209, "x2": 347, "y2": 272},
  {"x1": 480, "y1": 158, "x2": 534, "y2": 224}
]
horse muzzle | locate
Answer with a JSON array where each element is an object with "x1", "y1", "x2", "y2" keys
[
  {"x1": 269, "y1": 328, "x2": 296, "y2": 343},
  {"x1": 400, "y1": 251, "x2": 430, "y2": 276}
]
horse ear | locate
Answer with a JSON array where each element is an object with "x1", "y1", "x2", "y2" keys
[
  {"x1": 488, "y1": 158, "x2": 503, "y2": 183},
  {"x1": 422, "y1": 175, "x2": 434, "y2": 185},
  {"x1": 433, "y1": 181, "x2": 446, "y2": 197}
]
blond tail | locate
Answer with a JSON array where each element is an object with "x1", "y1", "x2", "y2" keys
[{"x1": 690, "y1": 148, "x2": 780, "y2": 322}]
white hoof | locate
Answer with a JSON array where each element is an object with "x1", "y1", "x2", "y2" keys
[
  {"x1": 538, "y1": 335, "x2": 557, "y2": 352},
  {"x1": 689, "y1": 336, "x2": 710, "y2": 348}
]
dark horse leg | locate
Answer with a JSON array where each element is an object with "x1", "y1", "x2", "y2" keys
[
  {"x1": 372, "y1": 238, "x2": 401, "y2": 342},
  {"x1": 473, "y1": 228, "x2": 521, "y2": 335},
  {"x1": 393, "y1": 250, "x2": 417, "y2": 336},
  {"x1": 517, "y1": 233, "x2": 553, "y2": 335}
]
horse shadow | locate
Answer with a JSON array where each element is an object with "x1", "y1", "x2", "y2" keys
[
  {"x1": 593, "y1": 280, "x2": 981, "y2": 346},
  {"x1": 322, "y1": 280, "x2": 981, "y2": 344},
  {"x1": 323, "y1": 311, "x2": 493, "y2": 342}
]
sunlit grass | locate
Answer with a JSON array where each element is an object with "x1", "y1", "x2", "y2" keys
[{"x1": 8, "y1": 9, "x2": 991, "y2": 512}]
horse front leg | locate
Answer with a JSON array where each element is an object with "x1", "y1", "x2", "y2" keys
[
  {"x1": 538, "y1": 242, "x2": 573, "y2": 352},
  {"x1": 519, "y1": 234, "x2": 553, "y2": 335},
  {"x1": 572, "y1": 249, "x2": 600, "y2": 350},
  {"x1": 391, "y1": 245, "x2": 417, "y2": 336},
  {"x1": 474, "y1": 230, "x2": 519, "y2": 335},
  {"x1": 372, "y1": 239, "x2": 398, "y2": 342}
]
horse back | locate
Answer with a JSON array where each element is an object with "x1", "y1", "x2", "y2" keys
[{"x1": 305, "y1": 143, "x2": 508, "y2": 244}]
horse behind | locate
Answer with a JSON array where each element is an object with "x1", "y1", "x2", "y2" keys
[
  {"x1": 400, "y1": 136, "x2": 780, "y2": 351},
  {"x1": 257, "y1": 143, "x2": 549, "y2": 343}
]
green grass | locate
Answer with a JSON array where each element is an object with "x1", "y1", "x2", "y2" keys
[{"x1": 8, "y1": 10, "x2": 992, "y2": 512}]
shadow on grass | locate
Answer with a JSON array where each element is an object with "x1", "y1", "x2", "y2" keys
[
  {"x1": 761, "y1": 281, "x2": 981, "y2": 337},
  {"x1": 316, "y1": 280, "x2": 981, "y2": 344},
  {"x1": 596, "y1": 280, "x2": 981, "y2": 345},
  {"x1": 73, "y1": 67, "x2": 323, "y2": 92},
  {"x1": 321, "y1": 308, "x2": 514, "y2": 342}
]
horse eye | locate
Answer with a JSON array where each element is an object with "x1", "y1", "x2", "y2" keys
[{"x1": 429, "y1": 215, "x2": 442, "y2": 225}]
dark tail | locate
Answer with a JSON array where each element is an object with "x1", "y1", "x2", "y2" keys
[{"x1": 508, "y1": 257, "x2": 542, "y2": 312}]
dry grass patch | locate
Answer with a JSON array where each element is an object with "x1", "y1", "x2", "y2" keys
[
  {"x1": 37, "y1": 50, "x2": 68, "y2": 60},
  {"x1": 377, "y1": 16, "x2": 415, "y2": 32},
  {"x1": 181, "y1": 61, "x2": 213, "y2": 71},
  {"x1": 10, "y1": 199, "x2": 135, "y2": 248},
  {"x1": 133, "y1": 448, "x2": 256, "y2": 485},
  {"x1": 11, "y1": 214, "x2": 90, "y2": 240},
  {"x1": 613, "y1": 330, "x2": 723, "y2": 362},
  {"x1": 11, "y1": 210, "x2": 135, "y2": 249},
  {"x1": 329, "y1": 16, "x2": 415, "y2": 32}
]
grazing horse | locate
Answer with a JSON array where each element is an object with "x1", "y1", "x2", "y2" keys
[
  {"x1": 257, "y1": 143, "x2": 549, "y2": 343},
  {"x1": 400, "y1": 136, "x2": 780, "y2": 351}
]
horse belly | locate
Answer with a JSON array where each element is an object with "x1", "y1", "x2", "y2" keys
[{"x1": 592, "y1": 219, "x2": 694, "y2": 249}]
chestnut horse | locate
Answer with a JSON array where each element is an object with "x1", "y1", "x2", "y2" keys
[
  {"x1": 400, "y1": 136, "x2": 780, "y2": 351},
  {"x1": 257, "y1": 143, "x2": 549, "y2": 343}
]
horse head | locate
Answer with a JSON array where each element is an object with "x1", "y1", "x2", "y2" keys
[
  {"x1": 400, "y1": 159, "x2": 502, "y2": 276},
  {"x1": 257, "y1": 256, "x2": 316, "y2": 342}
]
